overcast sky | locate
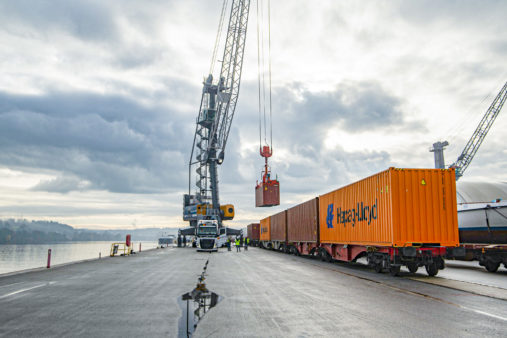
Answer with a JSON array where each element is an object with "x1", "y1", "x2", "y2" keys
[{"x1": 0, "y1": 0, "x2": 506, "y2": 230}]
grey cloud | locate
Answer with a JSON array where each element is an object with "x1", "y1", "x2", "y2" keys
[
  {"x1": 0, "y1": 89, "x2": 195, "y2": 194},
  {"x1": 0, "y1": 1, "x2": 118, "y2": 42},
  {"x1": 397, "y1": 1, "x2": 507, "y2": 29},
  {"x1": 32, "y1": 176, "x2": 90, "y2": 193},
  {"x1": 277, "y1": 81, "x2": 405, "y2": 140}
]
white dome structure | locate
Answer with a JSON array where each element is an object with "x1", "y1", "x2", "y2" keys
[{"x1": 456, "y1": 181, "x2": 507, "y2": 204}]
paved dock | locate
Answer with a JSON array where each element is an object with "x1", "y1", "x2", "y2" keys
[{"x1": 0, "y1": 246, "x2": 506, "y2": 337}]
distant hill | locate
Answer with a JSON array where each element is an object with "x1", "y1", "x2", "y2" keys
[{"x1": 0, "y1": 219, "x2": 178, "y2": 244}]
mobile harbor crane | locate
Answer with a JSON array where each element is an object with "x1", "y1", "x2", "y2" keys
[
  {"x1": 181, "y1": 0, "x2": 251, "y2": 251},
  {"x1": 430, "y1": 81, "x2": 507, "y2": 179}
]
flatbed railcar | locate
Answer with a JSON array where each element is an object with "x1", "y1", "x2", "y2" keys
[
  {"x1": 260, "y1": 167, "x2": 461, "y2": 277},
  {"x1": 445, "y1": 200, "x2": 507, "y2": 272}
]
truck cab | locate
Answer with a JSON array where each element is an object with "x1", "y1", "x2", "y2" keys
[{"x1": 196, "y1": 220, "x2": 219, "y2": 252}]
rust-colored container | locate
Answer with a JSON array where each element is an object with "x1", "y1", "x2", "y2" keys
[
  {"x1": 260, "y1": 216, "x2": 271, "y2": 241},
  {"x1": 247, "y1": 223, "x2": 260, "y2": 240},
  {"x1": 287, "y1": 198, "x2": 319, "y2": 243},
  {"x1": 270, "y1": 210, "x2": 287, "y2": 241},
  {"x1": 319, "y1": 168, "x2": 459, "y2": 247},
  {"x1": 255, "y1": 181, "x2": 280, "y2": 207}
]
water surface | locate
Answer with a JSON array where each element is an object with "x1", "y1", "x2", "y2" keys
[{"x1": 0, "y1": 241, "x2": 159, "y2": 275}]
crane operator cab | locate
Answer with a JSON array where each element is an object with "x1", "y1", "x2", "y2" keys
[{"x1": 196, "y1": 220, "x2": 219, "y2": 252}]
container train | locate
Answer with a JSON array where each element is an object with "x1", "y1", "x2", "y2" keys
[{"x1": 248, "y1": 167, "x2": 462, "y2": 277}]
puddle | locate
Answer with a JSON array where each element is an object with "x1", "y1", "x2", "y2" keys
[{"x1": 178, "y1": 259, "x2": 222, "y2": 338}]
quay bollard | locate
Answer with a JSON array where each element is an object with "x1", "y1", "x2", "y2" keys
[
  {"x1": 99, "y1": 252, "x2": 101, "y2": 259},
  {"x1": 47, "y1": 249, "x2": 52, "y2": 268},
  {"x1": 139, "y1": 242, "x2": 142, "y2": 252}
]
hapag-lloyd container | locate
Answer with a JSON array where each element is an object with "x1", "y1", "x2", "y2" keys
[
  {"x1": 260, "y1": 217, "x2": 271, "y2": 241},
  {"x1": 319, "y1": 168, "x2": 459, "y2": 247},
  {"x1": 270, "y1": 211, "x2": 287, "y2": 241},
  {"x1": 287, "y1": 198, "x2": 319, "y2": 243}
]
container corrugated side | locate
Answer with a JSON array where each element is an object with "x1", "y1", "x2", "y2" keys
[
  {"x1": 260, "y1": 217, "x2": 271, "y2": 241},
  {"x1": 287, "y1": 198, "x2": 318, "y2": 242},
  {"x1": 270, "y1": 210, "x2": 287, "y2": 241},
  {"x1": 319, "y1": 167, "x2": 459, "y2": 247},
  {"x1": 247, "y1": 223, "x2": 260, "y2": 240},
  {"x1": 390, "y1": 168, "x2": 459, "y2": 247}
]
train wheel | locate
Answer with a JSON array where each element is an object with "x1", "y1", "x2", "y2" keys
[
  {"x1": 425, "y1": 262, "x2": 438, "y2": 276},
  {"x1": 320, "y1": 250, "x2": 326, "y2": 262},
  {"x1": 485, "y1": 260, "x2": 500, "y2": 273},
  {"x1": 389, "y1": 265, "x2": 401, "y2": 276},
  {"x1": 436, "y1": 257, "x2": 445, "y2": 270},
  {"x1": 374, "y1": 263, "x2": 383, "y2": 273},
  {"x1": 407, "y1": 263, "x2": 418, "y2": 273}
]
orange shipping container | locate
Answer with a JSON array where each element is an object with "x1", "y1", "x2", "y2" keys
[
  {"x1": 270, "y1": 211, "x2": 287, "y2": 241},
  {"x1": 319, "y1": 168, "x2": 459, "y2": 247},
  {"x1": 260, "y1": 216, "x2": 271, "y2": 241}
]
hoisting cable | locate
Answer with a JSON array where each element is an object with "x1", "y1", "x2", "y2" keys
[
  {"x1": 256, "y1": 0, "x2": 272, "y2": 149},
  {"x1": 268, "y1": 0, "x2": 272, "y2": 149},
  {"x1": 256, "y1": 0, "x2": 262, "y2": 148},
  {"x1": 261, "y1": 0, "x2": 267, "y2": 145},
  {"x1": 210, "y1": 0, "x2": 229, "y2": 76}
]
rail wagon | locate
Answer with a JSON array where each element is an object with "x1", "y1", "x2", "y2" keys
[{"x1": 261, "y1": 167, "x2": 460, "y2": 276}]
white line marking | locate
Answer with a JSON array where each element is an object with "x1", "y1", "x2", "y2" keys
[
  {"x1": 0, "y1": 282, "x2": 25, "y2": 289},
  {"x1": 465, "y1": 308, "x2": 507, "y2": 322},
  {"x1": 0, "y1": 282, "x2": 55, "y2": 299}
]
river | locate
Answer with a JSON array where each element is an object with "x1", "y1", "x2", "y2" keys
[{"x1": 0, "y1": 241, "x2": 160, "y2": 275}]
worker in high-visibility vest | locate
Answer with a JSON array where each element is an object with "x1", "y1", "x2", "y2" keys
[
  {"x1": 244, "y1": 237, "x2": 249, "y2": 251},
  {"x1": 235, "y1": 238, "x2": 241, "y2": 252}
]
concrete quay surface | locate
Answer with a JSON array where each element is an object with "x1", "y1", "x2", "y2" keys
[{"x1": 0, "y1": 246, "x2": 506, "y2": 337}]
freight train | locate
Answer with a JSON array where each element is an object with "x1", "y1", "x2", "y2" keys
[{"x1": 249, "y1": 167, "x2": 462, "y2": 277}]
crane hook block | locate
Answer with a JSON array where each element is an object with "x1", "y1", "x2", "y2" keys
[
  {"x1": 255, "y1": 145, "x2": 280, "y2": 207},
  {"x1": 260, "y1": 145, "x2": 272, "y2": 158}
]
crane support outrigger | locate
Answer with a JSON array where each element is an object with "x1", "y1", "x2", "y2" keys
[{"x1": 182, "y1": 0, "x2": 251, "y2": 250}]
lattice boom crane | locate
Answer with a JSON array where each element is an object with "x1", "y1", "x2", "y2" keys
[
  {"x1": 431, "y1": 81, "x2": 507, "y2": 180},
  {"x1": 184, "y1": 0, "x2": 251, "y2": 228},
  {"x1": 451, "y1": 81, "x2": 507, "y2": 180}
]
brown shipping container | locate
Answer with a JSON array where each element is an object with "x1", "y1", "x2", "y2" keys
[
  {"x1": 260, "y1": 216, "x2": 271, "y2": 241},
  {"x1": 287, "y1": 198, "x2": 319, "y2": 243},
  {"x1": 270, "y1": 210, "x2": 287, "y2": 241},
  {"x1": 319, "y1": 168, "x2": 459, "y2": 247},
  {"x1": 255, "y1": 182, "x2": 280, "y2": 207},
  {"x1": 247, "y1": 223, "x2": 260, "y2": 240}
]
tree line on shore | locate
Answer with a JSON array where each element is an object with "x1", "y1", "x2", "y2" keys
[{"x1": 0, "y1": 219, "x2": 176, "y2": 244}]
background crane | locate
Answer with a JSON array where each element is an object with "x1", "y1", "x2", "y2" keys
[
  {"x1": 431, "y1": 81, "x2": 507, "y2": 180},
  {"x1": 183, "y1": 0, "x2": 251, "y2": 229}
]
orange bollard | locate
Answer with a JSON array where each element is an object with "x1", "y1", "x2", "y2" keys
[{"x1": 47, "y1": 249, "x2": 52, "y2": 268}]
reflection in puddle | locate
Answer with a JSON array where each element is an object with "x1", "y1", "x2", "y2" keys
[{"x1": 178, "y1": 259, "x2": 222, "y2": 337}]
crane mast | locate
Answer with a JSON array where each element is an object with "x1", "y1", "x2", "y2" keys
[
  {"x1": 431, "y1": 81, "x2": 507, "y2": 180},
  {"x1": 184, "y1": 0, "x2": 251, "y2": 227},
  {"x1": 451, "y1": 81, "x2": 507, "y2": 180}
]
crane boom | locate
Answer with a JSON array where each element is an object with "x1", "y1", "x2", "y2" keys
[
  {"x1": 184, "y1": 0, "x2": 251, "y2": 227},
  {"x1": 451, "y1": 81, "x2": 507, "y2": 180}
]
